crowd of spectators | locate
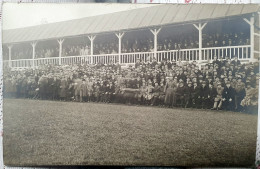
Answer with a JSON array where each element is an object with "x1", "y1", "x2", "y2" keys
[
  {"x1": 11, "y1": 48, "x2": 32, "y2": 60},
  {"x1": 35, "y1": 46, "x2": 59, "y2": 58},
  {"x1": 3, "y1": 30, "x2": 249, "y2": 60},
  {"x1": 3, "y1": 56, "x2": 258, "y2": 114},
  {"x1": 203, "y1": 32, "x2": 249, "y2": 48}
]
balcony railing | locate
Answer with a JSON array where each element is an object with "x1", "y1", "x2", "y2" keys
[{"x1": 3, "y1": 45, "x2": 252, "y2": 68}]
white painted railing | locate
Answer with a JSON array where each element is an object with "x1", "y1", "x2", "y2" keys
[
  {"x1": 61, "y1": 55, "x2": 91, "y2": 65},
  {"x1": 11, "y1": 59, "x2": 34, "y2": 68},
  {"x1": 121, "y1": 51, "x2": 154, "y2": 63},
  {"x1": 201, "y1": 45, "x2": 251, "y2": 60},
  {"x1": 35, "y1": 57, "x2": 59, "y2": 66},
  {"x1": 3, "y1": 45, "x2": 252, "y2": 68},
  {"x1": 93, "y1": 54, "x2": 119, "y2": 64},
  {"x1": 157, "y1": 48, "x2": 199, "y2": 62}
]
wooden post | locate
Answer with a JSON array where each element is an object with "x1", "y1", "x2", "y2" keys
[
  {"x1": 193, "y1": 23, "x2": 207, "y2": 62},
  {"x1": 150, "y1": 28, "x2": 161, "y2": 60},
  {"x1": 88, "y1": 35, "x2": 96, "y2": 64},
  {"x1": 31, "y1": 41, "x2": 37, "y2": 68},
  {"x1": 116, "y1": 32, "x2": 125, "y2": 64},
  {"x1": 57, "y1": 39, "x2": 64, "y2": 65},
  {"x1": 244, "y1": 15, "x2": 255, "y2": 62}
]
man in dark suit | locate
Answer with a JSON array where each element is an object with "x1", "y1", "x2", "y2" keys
[
  {"x1": 176, "y1": 81, "x2": 186, "y2": 107},
  {"x1": 185, "y1": 81, "x2": 193, "y2": 108},
  {"x1": 207, "y1": 83, "x2": 217, "y2": 109},
  {"x1": 200, "y1": 81, "x2": 209, "y2": 109},
  {"x1": 191, "y1": 82, "x2": 200, "y2": 108},
  {"x1": 223, "y1": 81, "x2": 236, "y2": 111}
]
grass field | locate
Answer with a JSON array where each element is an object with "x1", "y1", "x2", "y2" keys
[{"x1": 3, "y1": 99, "x2": 257, "y2": 167}]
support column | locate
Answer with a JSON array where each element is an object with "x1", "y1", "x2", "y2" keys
[
  {"x1": 7, "y1": 45, "x2": 12, "y2": 67},
  {"x1": 244, "y1": 15, "x2": 255, "y2": 61},
  {"x1": 150, "y1": 28, "x2": 161, "y2": 60},
  {"x1": 31, "y1": 41, "x2": 37, "y2": 68},
  {"x1": 193, "y1": 23, "x2": 207, "y2": 62},
  {"x1": 116, "y1": 32, "x2": 125, "y2": 64},
  {"x1": 57, "y1": 39, "x2": 64, "y2": 65},
  {"x1": 88, "y1": 35, "x2": 96, "y2": 64}
]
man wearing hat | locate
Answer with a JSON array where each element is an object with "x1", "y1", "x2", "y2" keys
[
  {"x1": 212, "y1": 82, "x2": 224, "y2": 110},
  {"x1": 80, "y1": 79, "x2": 88, "y2": 102},
  {"x1": 176, "y1": 81, "x2": 186, "y2": 107},
  {"x1": 222, "y1": 81, "x2": 235, "y2": 111},
  {"x1": 207, "y1": 82, "x2": 217, "y2": 109},
  {"x1": 184, "y1": 81, "x2": 193, "y2": 108},
  {"x1": 145, "y1": 81, "x2": 154, "y2": 105},
  {"x1": 191, "y1": 82, "x2": 200, "y2": 108},
  {"x1": 234, "y1": 76, "x2": 246, "y2": 111},
  {"x1": 199, "y1": 81, "x2": 209, "y2": 109}
]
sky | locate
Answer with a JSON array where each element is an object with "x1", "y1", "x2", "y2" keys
[{"x1": 2, "y1": 3, "x2": 155, "y2": 30}]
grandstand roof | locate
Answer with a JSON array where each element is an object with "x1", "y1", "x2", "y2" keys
[{"x1": 3, "y1": 4, "x2": 260, "y2": 44}]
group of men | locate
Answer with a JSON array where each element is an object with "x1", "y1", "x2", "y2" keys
[{"x1": 3, "y1": 55, "x2": 259, "y2": 113}]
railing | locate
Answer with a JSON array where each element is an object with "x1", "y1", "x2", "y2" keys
[
  {"x1": 61, "y1": 55, "x2": 91, "y2": 65},
  {"x1": 11, "y1": 59, "x2": 34, "y2": 68},
  {"x1": 201, "y1": 45, "x2": 251, "y2": 61},
  {"x1": 93, "y1": 54, "x2": 118, "y2": 64},
  {"x1": 35, "y1": 57, "x2": 59, "y2": 66},
  {"x1": 3, "y1": 45, "x2": 252, "y2": 68},
  {"x1": 121, "y1": 52, "x2": 154, "y2": 64},
  {"x1": 157, "y1": 48, "x2": 199, "y2": 62}
]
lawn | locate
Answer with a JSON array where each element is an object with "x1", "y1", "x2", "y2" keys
[{"x1": 3, "y1": 99, "x2": 257, "y2": 167}]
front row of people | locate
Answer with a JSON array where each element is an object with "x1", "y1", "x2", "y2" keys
[{"x1": 67, "y1": 77, "x2": 257, "y2": 113}]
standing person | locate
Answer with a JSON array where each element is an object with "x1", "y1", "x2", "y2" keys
[
  {"x1": 74, "y1": 77, "x2": 82, "y2": 102},
  {"x1": 171, "y1": 77, "x2": 179, "y2": 107},
  {"x1": 207, "y1": 83, "x2": 217, "y2": 109},
  {"x1": 212, "y1": 82, "x2": 224, "y2": 110},
  {"x1": 200, "y1": 81, "x2": 209, "y2": 109},
  {"x1": 185, "y1": 81, "x2": 193, "y2": 108},
  {"x1": 138, "y1": 82, "x2": 147, "y2": 105},
  {"x1": 164, "y1": 77, "x2": 174, "y2": 107},
  {"x1": 47, "y1": 74, "x2": 54, "y2": 100},
  {"x1": 145, "y1": 81, "x2": 154, "y2": 105},
  {"x1": 176, "y1": 81, "x2": 186, "y2": 107},
  {"x1": 99, "y1": 81, "x2": 106, "y2": 103},
  {"x1": 87, "y1": 78, "x2": 94, "y2": 102},
  {"x1": 93, "y1": 84, "x2": 101, "y2": 102},
  {"x1": 222, "y1": 81, "x2": 235, "y2": 111},
  {"x1": 191, "y1": 82, "x2": 200, "y2": 108},
  {"x1": 60, "y1": 76, "x2": 68, "y2": 101},
  {"x1": 106, "y1": 81, "x2": 115, "y2": 103},
  {"x1": 151, "y1": 82, "x2": 161, "y2": 106},
  {"x1": 234, "y1": 76, "x2": 246, "y2": 112},
  {"x1": 80, "y1": 80, "x2": 88, "y2": 102},
  {"x1": 38, "y1": 74, "x2": 48, "y2": 99}
]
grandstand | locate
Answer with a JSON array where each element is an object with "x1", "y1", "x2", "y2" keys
[
  {"x1": 3, "y1": 5, "x2": 260, "y2": 166},
  {"x1": 2, "y1": 4, "x2": 260, "y2": 68}
]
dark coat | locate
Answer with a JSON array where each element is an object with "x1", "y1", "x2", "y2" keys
[
  {"x1": 200, "y1": 86, "x2": 209, "y2": 99},
  {"x1": 223, "y1": 86, "x2": 235, "y2": 100}
]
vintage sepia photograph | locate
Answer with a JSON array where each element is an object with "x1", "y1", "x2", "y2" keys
[{"x1": 2, "y1": 3, "x2": 260, "y2": 167}]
